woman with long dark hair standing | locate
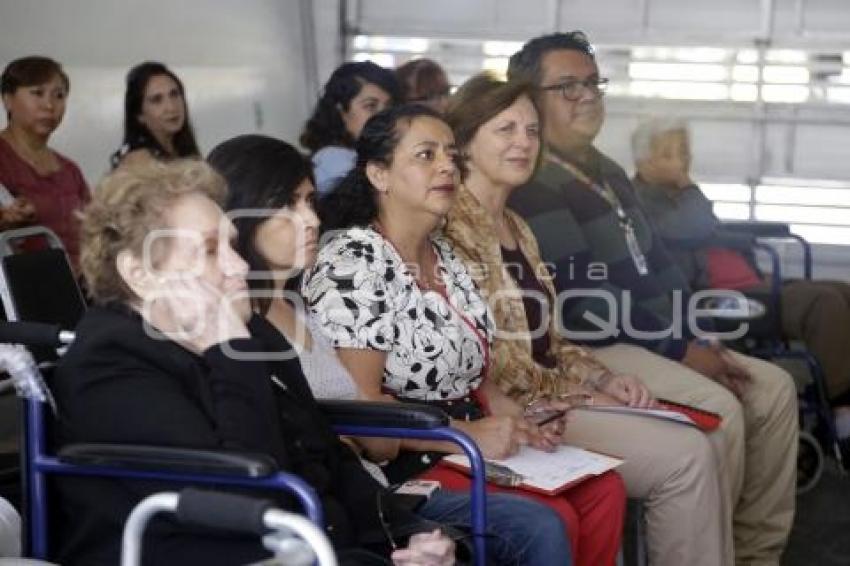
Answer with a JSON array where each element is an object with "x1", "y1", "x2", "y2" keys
[{"x1": 111, "y1": 61, "x2": 200, "y2": 168}]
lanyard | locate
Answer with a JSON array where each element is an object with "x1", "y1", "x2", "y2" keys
[
  {"x1": 547, "y1": 152, "x2": 649, "y2": 276},
  {"x1": 370, "y1": 224, "x2": 493, "y2": 414}
]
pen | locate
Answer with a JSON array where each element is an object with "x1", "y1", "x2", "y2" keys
[{"x1": 535, "y1": 410, "x2": 567, "y2": 427}]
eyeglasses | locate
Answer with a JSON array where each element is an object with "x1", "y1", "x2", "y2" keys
[{"x1": 540, "y1": 77, "x2": 609, "y2": 101}]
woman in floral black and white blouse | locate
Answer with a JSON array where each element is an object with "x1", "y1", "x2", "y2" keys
[{"x1": 304, "y1": 104, "x2": 626, "y2": 565}]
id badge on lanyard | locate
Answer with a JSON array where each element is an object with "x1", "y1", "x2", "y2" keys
[{"x1": 622, "y1": 217, "x2": 650, "y2": 276}]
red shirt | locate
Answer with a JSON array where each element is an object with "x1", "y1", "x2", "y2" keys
[{"x1": 0, "y1": 136, "x2": 90, "y2": 269}]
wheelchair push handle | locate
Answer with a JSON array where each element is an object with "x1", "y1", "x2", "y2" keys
[
  {"x1": 0, "y1": 320, "x2": 73, "y2": 347},
  {"x1": 122, "y1": 489, "x2": 338, "y2": 566},
  {"x1": 175, "y1": 488, "x2": 272, "y2": 536}
]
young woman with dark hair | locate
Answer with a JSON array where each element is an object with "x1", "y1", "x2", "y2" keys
[
  {"x1": 0, "y1": 55, "x2": 89, "y2": 268},
  {"x1": 208, "y1": 133, "x2": 575, "y2": 566},
  {"x1": 111, "y1": 61, "x2": 200, "y2": 168},
  {"x1": 306, "y1": 105, "x2": 626, "y2": 564},
  {"x1": 300, "y1": 61, "x2": 400, "y2": 194}
]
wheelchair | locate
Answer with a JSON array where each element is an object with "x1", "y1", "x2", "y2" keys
[
  {"x1": 701, "y1": 221, "x2": 844, "y2": 493},
  {"x1": 0, "y1": 226, "x2": 489, "y2": 564}
]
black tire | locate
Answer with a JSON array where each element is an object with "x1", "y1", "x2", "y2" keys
[{"x1": 797, "y1": 430, "x2": 824, "y2": 494}]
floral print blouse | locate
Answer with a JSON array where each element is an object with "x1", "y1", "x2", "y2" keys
[{"x1": 303, "y1": 226, "x2": 493, "y2": 401}]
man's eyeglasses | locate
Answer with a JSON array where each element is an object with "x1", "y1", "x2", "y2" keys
[{"x1": 540, "y1": 77, "x2": 609, "y2": 101}]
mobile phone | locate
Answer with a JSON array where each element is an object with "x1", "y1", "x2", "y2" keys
[{"x1": 395, "y1": 479, "x2": 441, "y2": 498}]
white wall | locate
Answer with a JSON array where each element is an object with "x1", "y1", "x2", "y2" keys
[{"x1": 0, "y1": 0, "x2": 313, "y2": 187}]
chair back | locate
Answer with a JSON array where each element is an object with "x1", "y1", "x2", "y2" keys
[{"x1": 0, "y1": 227, "x2": 86, "y2": 362}]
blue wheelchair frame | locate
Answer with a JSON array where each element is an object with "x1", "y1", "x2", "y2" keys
[
  {"x1": 721, "y1": 221, "x2": 844, "y2": 472},
  {"x1": 22, "y1": 390, "x2": 488, "y2": 565},
  {"x1": 0, "y1": 227, "x2": 490, "y2": 565}
]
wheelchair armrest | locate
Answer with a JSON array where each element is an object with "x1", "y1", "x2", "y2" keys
[
  {"x1": 723, "y1": 221, "x2": 812, "y2": 280},
  {"x1": 721, "y1": 221, "x2": 791, "y2": 238},
  {"x1": 318, "y1": 400, "x2": 449, "y2": 429},
  {"x1": 56, "y1": 443, "x2": 277, "y2": 478}
]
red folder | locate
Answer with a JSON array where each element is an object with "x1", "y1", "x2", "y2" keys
[{"x1": 655, "y1": 398, "x2": 722, "y2": 432}]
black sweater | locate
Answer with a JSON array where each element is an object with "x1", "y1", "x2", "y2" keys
[{"x1": 50, "y1": 305, "x2": 424, "y2": 565}]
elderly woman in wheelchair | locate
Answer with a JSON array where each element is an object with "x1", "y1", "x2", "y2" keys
[{"x1": 43, "y1": 158, "x2": 570, "y2": 566}]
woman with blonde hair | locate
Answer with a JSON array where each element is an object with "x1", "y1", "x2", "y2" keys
[
  {"x1": 443, "y1": 72, "x2": 726, "y2": 566},
  {"x1": 52, "y1": 158, "x2": 461, "y2": 566}
]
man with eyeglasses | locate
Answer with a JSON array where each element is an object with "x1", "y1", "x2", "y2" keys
[{"x1": 507, "y1": 32, "x2": 797, "y2": 566}]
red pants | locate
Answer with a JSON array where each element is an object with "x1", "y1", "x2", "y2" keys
[{"x1": 420, "y1": 465, "x2": 626, "y2": 566}]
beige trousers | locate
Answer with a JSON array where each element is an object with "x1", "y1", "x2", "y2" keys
[
  {"x1": 564, "y1": 403, "x2": 724, "y2": 566},
  {"x1": 593, "y1": 344, "x2": 798, "y2": 566}
]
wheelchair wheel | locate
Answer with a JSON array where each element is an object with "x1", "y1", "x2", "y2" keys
[{"x1": 797, "y1": 430, "x2": 824, "y2": 494}]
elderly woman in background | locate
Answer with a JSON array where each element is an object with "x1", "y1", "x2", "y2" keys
[
  {"x1": 442, "y1": 73, "x2": 725, "y2": 566},
  {"x1": 396, "y1": 58, "x2": 451, "y2": 114},
  {"x1": 52, "y1": 158, "x2": 460, "y2": 566},
  {"x1": 300, "y1": 61, "x2": 399, "y2": 194},
  {"x1": 632, "y1": 116, "x2": 850, "y2": 441},
  {"x1": 111, "y1": 61, "x2": 201, "y2": 168},
  {"x1": 0, "y1": 56, "x2": 89, "y2": 268}
]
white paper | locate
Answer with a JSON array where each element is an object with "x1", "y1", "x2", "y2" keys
[
  {"x1": 444, "y1": 445, "x2": 623, "y2": 493},
  {"x1": 577, "y1": 405, "x2": 697, "y2": 427}
]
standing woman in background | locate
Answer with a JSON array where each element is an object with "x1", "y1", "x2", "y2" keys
[
  {"x1": 300, "y1": 61, "x2": 399, "y2": 194},
  {"x1": 396, "y1": 58, "x2": 451, "y2": 114},
  {"x1": 111, "y1": 61, "x2": 200, "y2": 168},
  {"x1": 0, "y1": 56, "x2": 89, "y2": 269}
]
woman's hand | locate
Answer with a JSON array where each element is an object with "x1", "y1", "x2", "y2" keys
[
  {"x1": 392, "y1": 529, "x2": 455, "y2": 566},
  {"x1": 0, "y1": 197, "x2": 37, "y2": 228},
  {"x1": 458, "y1": 415, "x2": 529, "y2": 460},
  {"x1": 524, "y1": 418, "x2": 564, "y2": 452},
  {"x1": 147, "y1": 276, "x2": 249, "y2": 353},
  {"x1": 597, "y1": 373, "x2": 656, "y2": 408},
  {"x1": 522, "y1": 397, "x2": 578, "y2": 451}
]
